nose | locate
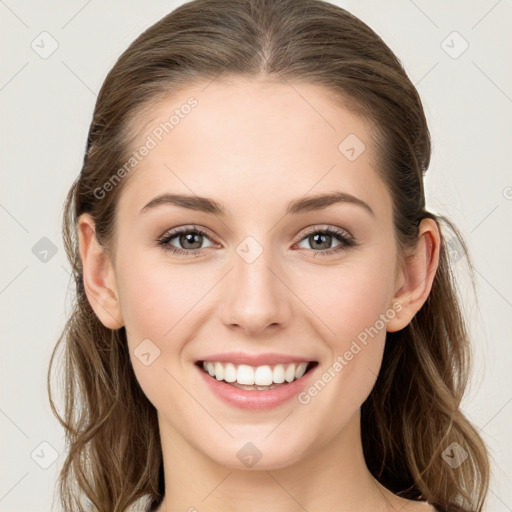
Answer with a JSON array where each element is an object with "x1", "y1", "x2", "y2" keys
[{"x1": 220, "y1": 242, "x2": 291, "y2": 337}]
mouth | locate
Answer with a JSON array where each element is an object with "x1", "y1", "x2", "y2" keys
[{"x1": 195, "y1": 360, "x2": 319, "y2": 391}]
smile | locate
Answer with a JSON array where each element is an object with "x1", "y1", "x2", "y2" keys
[
  {"x1": 195, "y1": 360, "x2": 319, "y2": 410},
  {"x1": 198, "y1": 360, "x2": 318, "y2": 390}
]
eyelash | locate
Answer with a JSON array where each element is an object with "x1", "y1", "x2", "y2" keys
[{"x1": 156, "y1": 224, "x2": 356, "y2": 257}]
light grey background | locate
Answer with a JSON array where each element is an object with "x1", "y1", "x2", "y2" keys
[{"x1": 1, "y1": 1, "x2": 511, "y2": 511}]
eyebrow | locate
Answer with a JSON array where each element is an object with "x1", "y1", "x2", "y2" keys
[{"x1": 140, "y1": 191, "x2": 375, "y2": 217}]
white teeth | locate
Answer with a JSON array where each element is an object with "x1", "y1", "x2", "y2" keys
[
  {"x1": 273, "y1": 364, "x2": 285, "y2": 383},
  {"x1": 284, "y1": 364, "x2": 296, "y2": 382},
  {"x1": 224, "y1": 362, "x2": 237, "y2": 383},
  {"x1": 214, "y1": 362, "x2": 224, "y2": 381},
  {"x1": 254, "y1": 365, "x2": 273, "y2": 386},
  {"x1": 206, "y1": 361, "x2": 215, "y2": 377},
  {"x1": 295, "y1": 362, "x2": 308, "y2": 379},
  {"x1": 201, "y1": 360, "x2": 312, "y2": 386},
  {"x1": 237, "y1": 364, "x2": 255, "y2": 385}
]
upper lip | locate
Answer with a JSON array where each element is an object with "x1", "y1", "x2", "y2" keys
[{"x1": 197, "y1": 352, "x2": 317, "y2": 366}]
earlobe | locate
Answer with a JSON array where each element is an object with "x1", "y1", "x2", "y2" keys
[
  {"x1": 78, "y1": 213, "x2": 124, "y2": 330},
  {"x1": 386, "y1": 218, "x2": 441, "y2": 333}
]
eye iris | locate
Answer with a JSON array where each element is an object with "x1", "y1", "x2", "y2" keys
[
  {"x1": 310, "y1": 233, "x2": 332, "y2": 250},
  {"x1": 180, "y1": 232, "x2": 202, "y2": 250}
]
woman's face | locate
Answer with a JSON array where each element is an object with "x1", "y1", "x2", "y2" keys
[{"x1": 98, "y1": 78, "x2": 406, "y2": 469}]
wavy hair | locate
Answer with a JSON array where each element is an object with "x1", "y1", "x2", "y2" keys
[{"x1": 48, "y1": 0, "x2": 490, "y2": 511}]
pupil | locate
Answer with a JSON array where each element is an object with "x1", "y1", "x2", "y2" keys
[
  {"x1": 312, "y1": 233, "x2": 331, "y2": 250},
  {"x1": 181, "y1": 232, "x2": 201, "y2": 249}
]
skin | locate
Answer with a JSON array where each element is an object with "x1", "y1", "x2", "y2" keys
[{"x1": 78, "y1": 77, "x2": 440, "y2": 512}]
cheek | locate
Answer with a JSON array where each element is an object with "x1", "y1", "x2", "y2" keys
[
  {"x1": 116, "y1": 257, "x2": 202, "y2": 409},
  {"x1": 293, "y1": 247, "x2": 396, "y2": 409},
  {"x1": 297, "y1": 251, "x2": 396, "y2": 344},
  {"x1": 115, "y1": 253, "x2": 196, "y2": 367},
  {"x1": 116, "y1": 251, "x2": 200, "y2": 337}
]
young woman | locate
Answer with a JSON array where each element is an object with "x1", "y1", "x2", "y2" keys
[{"x1": 48, "y1": 1, "x2": 490, "y2": 511}]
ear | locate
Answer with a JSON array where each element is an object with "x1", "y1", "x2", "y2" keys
[
  {"x1": 78, "y1": 213, "x2": 124, "y2": 329},
  {"x1": 386, "y1": 217, "x2": 441, "y2": 332}
]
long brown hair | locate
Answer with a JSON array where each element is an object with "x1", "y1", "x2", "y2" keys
[{"x1": 48, "y1": 1, "x2": 490, "y2": 511}]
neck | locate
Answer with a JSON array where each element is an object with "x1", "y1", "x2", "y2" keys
[{"x1": 154, "y1": 410, "x2": 401, "y2": 512}]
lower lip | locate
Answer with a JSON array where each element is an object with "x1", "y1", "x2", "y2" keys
[{"x1": 195, "y1": 363, "x2": 318, "y2": 410}]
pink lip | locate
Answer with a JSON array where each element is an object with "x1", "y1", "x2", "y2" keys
[
  {"x1": 195, "y1": 361, "x2": 319, "y2": 410},
  {"x1": 198, "y1": 352, "x2": 316, "y2": 366}
]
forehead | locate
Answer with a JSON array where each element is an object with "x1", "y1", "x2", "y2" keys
[{"x1": 117, "y1": 77, "x2": 391, "y2": 222}]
